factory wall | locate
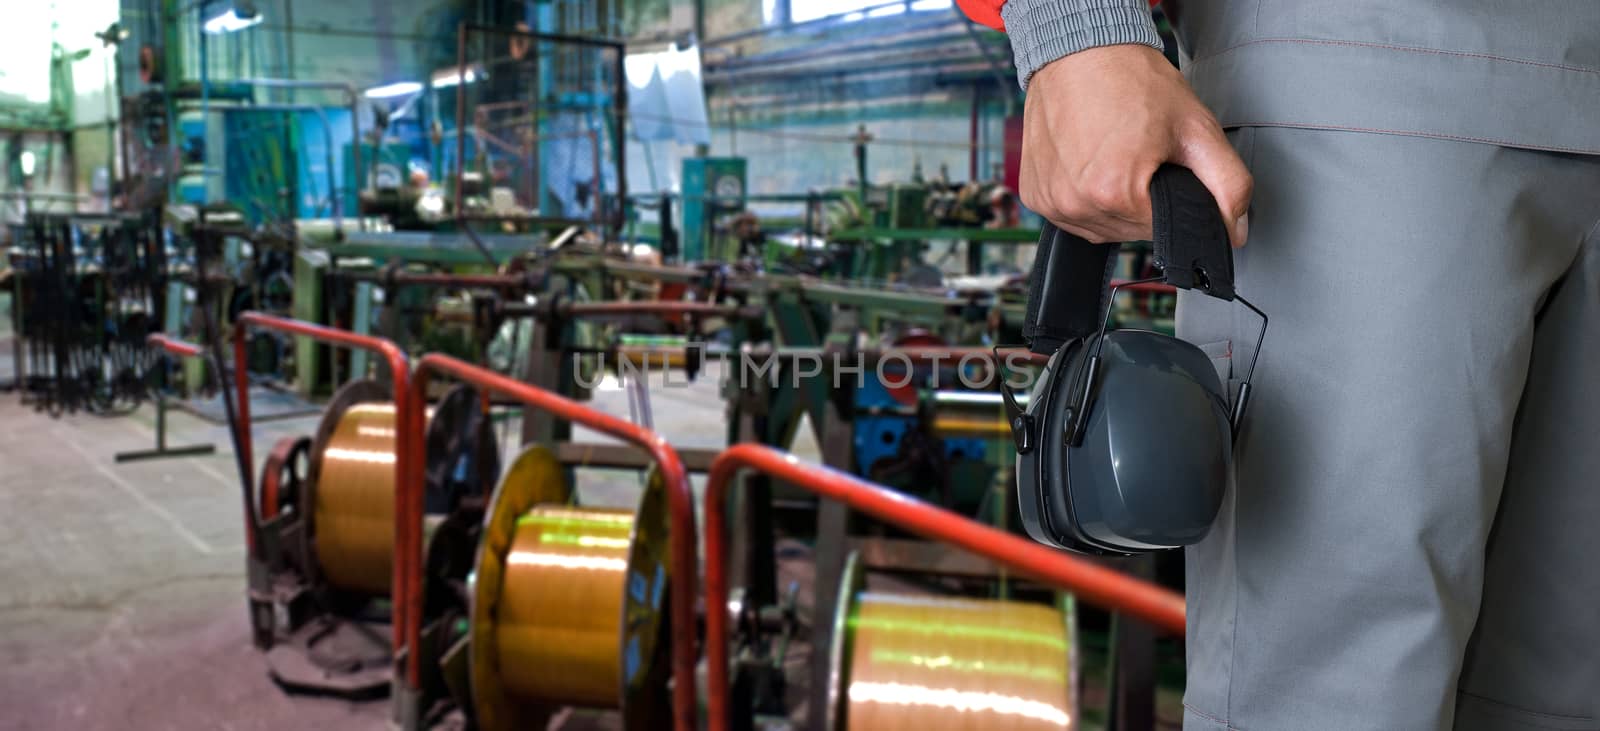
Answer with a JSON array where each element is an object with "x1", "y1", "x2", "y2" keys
[
  {"x1": 622, "y1": 0, "x2": 1017, "y2": 210},
  {"x1": 48, "y1": 0, "x2": 1013, "y2": 219}
]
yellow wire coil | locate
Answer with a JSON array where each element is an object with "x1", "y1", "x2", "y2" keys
[
  {"x1": 314, "y1": 402, "x2": 403, "y2": 595},
  {"x1": 471, "y1": 446, "x2": 672, "y2": 731},
  {"x1": 498, "y1": 505, "x2": 637, "y2": 707},
  {"x1": 930, "y1": 414, "x2": 1014, "y2": 439},
  {"x1": 831, "y1": 552, "x2": 1076, "y2": 731},
  {"x1": 928, "y1": 392, "x2": 1013, "y2": 440},
  {"x1": 616, "y1": 346, "x2": 687, "y2": 370}
]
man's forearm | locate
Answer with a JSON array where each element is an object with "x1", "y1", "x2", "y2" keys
[{"x1": 991, "y1": 0, "x2": 1163, "y2": 90}]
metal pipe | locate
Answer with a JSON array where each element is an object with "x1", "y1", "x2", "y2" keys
[
  {"x1": 702, "y1": 443, "x2": 1187, "y2": 731},
  {"x1": 409, "y1": 354, "x2": 698, "y2": 731},
  {"x1": 560, "y1": 300, "x2": 750, "y2": 317},
  {"x1": 231, "y1": 313, "x2": 414, "y2": 686},
  {"x1": 453, "y1": 22, "x2": 467, "y2": 220},
  {"x1": 146, "y1": 333, "x2": 203, "y2": 358},
  {"x1": 328, "y1": 270, "x2": 529, "y2": 290}
]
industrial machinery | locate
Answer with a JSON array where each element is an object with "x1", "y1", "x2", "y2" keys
[
  {"x1": 248, "y1": 377, "x2": 499, "y2": 700},
  {"x1": 681, "y1": 156, "x2": 748, "y2": 262},
  {"x1": 131, "y1": 296, "x2": 1192, "y2": 731}
]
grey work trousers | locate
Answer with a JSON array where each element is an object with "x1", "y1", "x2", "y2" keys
[{"x1": 1176, "y1": 126, "x2": 1600, "y2": 730}]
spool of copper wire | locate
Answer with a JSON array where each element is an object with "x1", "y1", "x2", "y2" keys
[
  {"x1": 314, "y1": 401, "x2": 402, "y2": 594},
  {"x1": 927, "y1": 391, "x2": 1018, "y2": 440},
  {"x1": 306, "y1": 380, "x2": 399, "y2": 595},
  {"x1": 826, "y1": 553, "x2": 1077, "y2": 731},
  {"x1": 470, "y1": 445, "x2": 672, "y2": 731},
  {"x1": 308, "y1": 379, "x2": 478, "y2": 596}
]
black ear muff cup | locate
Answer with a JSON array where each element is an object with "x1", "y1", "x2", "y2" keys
[{"x1": 1016, "y1": 331, "x2": 1230, "y2": 555}]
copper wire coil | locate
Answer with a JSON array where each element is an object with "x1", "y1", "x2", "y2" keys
[
  {"x1": 471, "y1": 446, "x2": 672, "y2": 731},
  {"x1": 930, "y1": 414, "x2": 1013, "y2": 439},
  {"x1": 314, "y1": 402, "x2": 404, "y2": 595},
  {"x1": 498, "y1": 505, "x2": 638, "y2": 707},
  {"x1": 830, "y1": 554, "x2": 1077, "y2": 731},
  {"x1": 615, "y1": 345, "x2": 687, "y2": 370},
  {"x1": 310, "y1": 383, "x2": 440, "y2": 596},
  {"x1": 927, "y1": 391, "x2": 1014, "y2": 439}
]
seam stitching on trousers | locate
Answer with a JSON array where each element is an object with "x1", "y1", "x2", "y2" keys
[
  {"x1": 1224, "y1": 125, "x2": 1258, "y2": 729},
  {"x1": 1184, "y1": 702, "x2": 1244, "y2": 731},
  {"x1": 1199, "y1": 38, "x2": 1600, "y2": 76},
  {"x1": 1216, "y1": 121, "x2": 1600, "y2": 156},
  {"x1": 1459, "y1": 690, "x2": 1600, "y2": 728}
]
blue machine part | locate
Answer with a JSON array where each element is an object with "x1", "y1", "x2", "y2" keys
[
  {"x1": 216, "y1": 107, "x2": 355, "y2": 223},
  {"x1": 851, "y1": 376, "x2": 988, "y2": 477},
  {"x1": 943, "y1": 436, "x2": 988, "y2": 464},
  {"x1": 853, "y1": 413, "x2": 910, "y2": 476}
]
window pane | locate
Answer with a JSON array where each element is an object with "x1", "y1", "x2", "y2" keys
[
  {"x1": 0, "y1": 4, "x2": 55, "y2": 106},
  {"x1": 790, "y1": 0, "x2": 896, "y2": 24}
]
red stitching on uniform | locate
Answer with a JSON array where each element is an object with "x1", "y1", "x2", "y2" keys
[
  {"x1": 1219, "y1": 121, "x2": 1600, "y2": 156},
  {"x1": 1203, "y1": 37, "x2": 1600, "y2": 76}
]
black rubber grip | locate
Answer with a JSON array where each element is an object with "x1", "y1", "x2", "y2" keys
[
  {"x1": 1022, "y1": 164, "x2": 1236, "y2": 354},
  {"x1": 1149, "y1": 164, "x2": 1235, "y2": 300}
]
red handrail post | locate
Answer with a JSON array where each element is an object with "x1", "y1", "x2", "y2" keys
[
  {"x1": 409, "y1": 354, "x2": 699, "y2": 731},
  {"x1": 231, "y1": 312, "x2": 417, "y2": 695},
  {"x1": 702, "y1": 443, "x2": 1188, "y2": 731},
  {"x1": 146, "y1": 333, "x2": 204, "y2": 359}
]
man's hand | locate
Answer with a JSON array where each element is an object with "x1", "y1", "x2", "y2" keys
[{"x1": 1020, "y1": 44, "x2": 1252, "y2": 247}]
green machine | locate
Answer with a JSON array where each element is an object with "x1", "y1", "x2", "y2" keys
[{"x1": 681, "y1": 157, "x2": 747, "y2": 261}]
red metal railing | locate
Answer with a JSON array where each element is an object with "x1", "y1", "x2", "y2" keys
[
  {"x1": 146, "y1": 333, "x2": 203, "y2": 359},
  {"x1": 408, "y1": 354, "x2": 699, "y2": 731},
  {"x1": 702, "y1": 443, "x2": 1188, "y2": 731},
  {"x1": 231, "y1": 312, "x2": 418, "y2": 688}
]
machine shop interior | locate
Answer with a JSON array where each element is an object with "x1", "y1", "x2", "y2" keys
[{"x1": 0, "y1": 1, "x2": 1192, "y2": 729}]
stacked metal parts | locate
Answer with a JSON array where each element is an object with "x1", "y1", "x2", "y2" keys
[{"x1": 829, "y1": 556, "x2": 1077, "y2": 731}]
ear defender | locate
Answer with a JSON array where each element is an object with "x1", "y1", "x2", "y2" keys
[{"x1": 1002, "y1": 165, "x2": 1268, "y2": 555}]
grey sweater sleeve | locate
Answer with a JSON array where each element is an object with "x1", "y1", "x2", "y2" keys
[{"x1": 1001, "y1": 0, "x2": 1163, "y2": 90}]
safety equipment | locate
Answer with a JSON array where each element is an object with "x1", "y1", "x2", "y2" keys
[{"x1": 1002, "y1": 165, "x2": 1267, "y2": 555}]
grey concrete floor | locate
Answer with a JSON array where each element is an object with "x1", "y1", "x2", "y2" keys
[{"x1": 0, "y1": 320, "x2": 786, "y2": 730}]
